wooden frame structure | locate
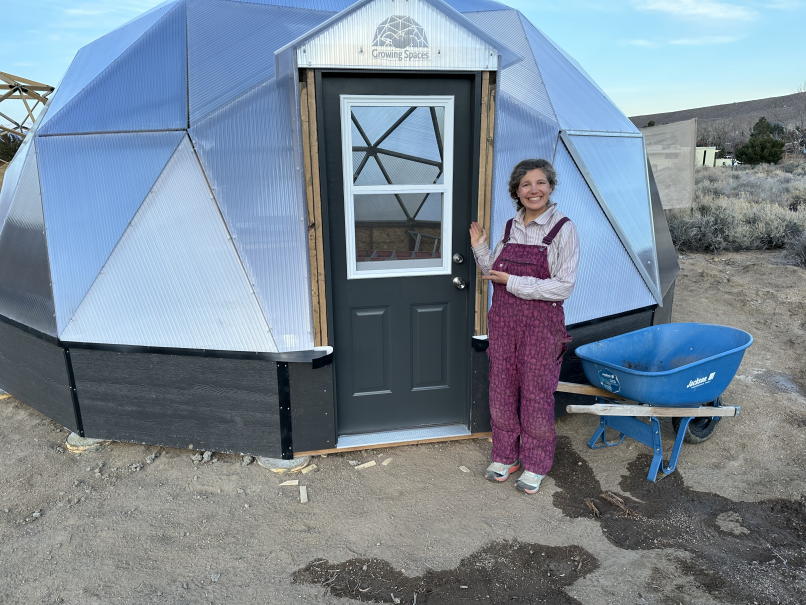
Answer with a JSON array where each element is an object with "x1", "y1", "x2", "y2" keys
[
  {"x1": 0, "y1": 72, "x2": 54, "y2": 138},
  {"x1": 299, "y1": 69, "x2": 328, "y2": 346},
  {"x1": 475, "y1": 71, "x2": 496, "y2": 336}
]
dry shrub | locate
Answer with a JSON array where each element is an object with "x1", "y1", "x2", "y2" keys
[
  {"x1": 786, "y1": 231, "x2": 806, "y2": 268},
  {"x1": 694, "y1": 165, "x2": 806, "y2": 209},
  {"x1": 668, "y1": 195, "x2": 806, "y2": 253}
]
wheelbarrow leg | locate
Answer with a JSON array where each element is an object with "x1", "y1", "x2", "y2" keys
[
  {"x1": 661, "y1": 416, "x2": 693, "y2": 476},
  {"x1": 646, "y1": 416, "x2": 693, "y2": 481},
  {"x1": 588, "y1": 417, "x2": 627, "y2": 449}
]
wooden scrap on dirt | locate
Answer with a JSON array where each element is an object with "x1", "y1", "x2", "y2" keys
[
  {"x1": 355, "y1": 460, "x2": 376, "y2": 470},
  {"x1": 584, "y1": 498, "x2": 601, "y2": 518},
  {"x1": 600, "y1": 492, "x2": 639, "y2": 518},
  {"x1": 279, "y1": 479, "x2": 299, "y2": 486}
]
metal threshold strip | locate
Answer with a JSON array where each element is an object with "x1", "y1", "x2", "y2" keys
[{"x1": 337, "y1": 424, "x2": 471, "y2": 449}]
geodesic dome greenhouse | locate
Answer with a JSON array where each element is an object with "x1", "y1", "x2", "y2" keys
[{"x1": 0, "y1": 0, "x2": 678, "y2": 457}]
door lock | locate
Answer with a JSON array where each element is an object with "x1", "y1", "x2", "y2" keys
[
  {"x1": 452, "y1": 277, "x2": 467, "y2": 290},
  {"x1": 452, "y1": 253, "x2": 464, "y2": 264}
]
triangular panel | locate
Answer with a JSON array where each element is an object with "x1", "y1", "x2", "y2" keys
[
  {"x1": 551, "y1": 140, "x2": 656, "y2": 325},
  {"x1": 36, "y1": 131, "x2": 185, "y2": 333},
  {"x1": 464, "y1": 9, "x2": 557, "y2": 124},
  {"x1": 38, "y1": 0, "x2": 179, "y2": 133},
  {"x1": 190, "y1": 76, "x2": 314, "y2": 352},
  {"x1": 0, "y1": 134, "x2": 35, "y2": 228},
  {"x1": 187, "y1": 0, "x2": 332, "y2": 124},
  {"x1": 520, "y1": 14, "x2": 638, "y2": 133},
  {"x1": 39, "y1": 1, "x2": 188, "y2": 135},
  {"x1": 60, "y1": 137, "x2": 277, "y2": 352},
  {"x1": 0, "y1": 144, "x2": 57, "y2": 335},
  {"x1": 568, "y1": 133, "x2": 660, "y2": 297},
  {"x1": 488, "y1": 91, "x2": 559, "y2": 272}
]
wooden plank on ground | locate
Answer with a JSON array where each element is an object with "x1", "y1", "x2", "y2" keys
[
  {"x1": 566, "y1": 404, "x2": 739, "y2": 418},
  {"x1": 295, "y1": 432, "x2": 493, "y2": 458}
]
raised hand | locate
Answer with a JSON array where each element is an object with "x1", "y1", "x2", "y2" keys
[{"x1": 469, "y1": 222, "x2": 488, "y2": 248}]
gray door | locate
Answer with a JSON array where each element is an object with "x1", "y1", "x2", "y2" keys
[{"x1": 319, "y1": 74, "x2": 476, "y2": 435}]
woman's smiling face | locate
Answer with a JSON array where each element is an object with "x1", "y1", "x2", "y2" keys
[{"x1": 518, "y1": 168, "x2": 553, "y2": 216}]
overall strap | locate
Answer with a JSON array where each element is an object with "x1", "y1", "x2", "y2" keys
[
  {"x1": 542, "y1": 217, "x2": 571, "y2": 245},
  {"x1": 502, "y1": 219, "x2": 515, "y2": 245}
]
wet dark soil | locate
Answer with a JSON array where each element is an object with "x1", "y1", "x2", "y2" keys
[
  {"x1": 292, "y1": 541, "x2": 599, "y2": 604},
  {"x1": 551, "y1": 436, "x2": 806, "y2": 604}
]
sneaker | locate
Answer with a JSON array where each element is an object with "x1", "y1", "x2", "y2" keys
[
  {"x1": 484, "y1": 460, "x2": 521, "y2": 482},
  {"x1": 515, "y1": 470, "x2": 545, "y2": 494}
]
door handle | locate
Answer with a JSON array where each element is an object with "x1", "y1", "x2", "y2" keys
[{"x1": 453, "y1": 277, "x2": 467, "y2": 290}]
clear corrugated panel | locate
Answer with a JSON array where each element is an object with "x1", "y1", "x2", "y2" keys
[
  {"x1": 0, "y1": 144, "x2": 57, "y2": 335},
  {"x1": 60, "y1": 137, "x2": 277, "y2": 352},
  {"x1": 464, "y1": 9, "x2": 557, "y2": 124},
  {"x1": 187, "y1": 0, "x2": 332, "y2": 125},
  {"x1": 569, "y1": 134, "x2": 659, "y2": 292},
  {"x1": 443, "y1": 0, "x2": 511, "y2": 11},
  {"x1": 519, "y1": 14, "x2": 638, "y2": 133},
  {"x1": 38, "y1": 0, "x2": 178, "y2": 133},
  {"x1": 228, "y1": 0, "x2": 352, "y2": 8},
  {"x1": 0, "y1": 134, "x2": 34, "y2": 227},
  {"x1": 36, "y1": 131, "x2": 185, "y2": 334},
  {"x1": 552, "y1": 139, "x2": 655, "y2": 325},
  {"x1": 640, "y1": 119, "x2": 696, "y2": 209},
  {"x1": 38, "y1": 1, "x2": 187, "y2": 136},
  {"x1": 488, "y1": 91, "x2": 559, "y2": 255},
  {"x1": 190, "y1": 76, "x2": 314, "y2": 352},
  {"x1": 296, "y1": 0, "x2": 499, "y2": 71}
]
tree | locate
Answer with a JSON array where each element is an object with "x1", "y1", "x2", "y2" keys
[
  {"x1": 0, "y1": 133, "x2": 22, "y2": 163},
  {"x1": 646, "y1": 120, "x2": 655, "y2": 127},
  {"x1": 749, "y1": 116, "x2": 772, "y2": 139},
  {"x1": 734, "y1": 135, "x2": 784, "y2": 165}
]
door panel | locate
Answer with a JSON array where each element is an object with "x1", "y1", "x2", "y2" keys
[
  {"x1": 320, "y1": 73, "x2": 476, "y2": 436},
  {"x1": 350, "y1": 307, "x2": 391, "y2": 395},
  {"x1": 411, "y1": 304, "x2": 449, "y2": 390}
]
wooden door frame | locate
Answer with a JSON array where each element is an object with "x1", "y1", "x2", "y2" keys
[{"x1": 299, "y1": 68, "x2": 496, "y2": 348}]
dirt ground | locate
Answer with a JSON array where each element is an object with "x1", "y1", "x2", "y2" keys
[{"x1": 1, "y1": 250, "x2": 804, "y2": 605}]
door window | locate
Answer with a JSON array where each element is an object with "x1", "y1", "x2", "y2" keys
[{"x1": 340, "y1": 96, "x2": 454, "y2": 279}]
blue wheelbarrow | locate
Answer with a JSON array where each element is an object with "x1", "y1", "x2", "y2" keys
[{"x1": 567, "y1": 323, "x2": 753, "y2": 482}]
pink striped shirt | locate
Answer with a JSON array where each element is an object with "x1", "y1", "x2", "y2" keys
[{"x1": 472, "y1": 204, "x2": 580, "y2": 301}]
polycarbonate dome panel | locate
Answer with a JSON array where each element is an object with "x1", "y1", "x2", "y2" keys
[
  {"x1": 0, "y1": 144, "x2": 57, "y2": 335},
  {"x1": 487, "y1": 91, "x2": 559, "y2": 280},
  {"x1": 38, "y1": 1, "x2": 187, "y2": 136},
  {"x1": 187, "y1": 0, "x2": 332, "y2": 124},
  {"x1": 443, "y1": 0, "x2": 510, "y2": 10},
  {"x1": 190, "y1": 76, "x2": 314, "y2": 352},
  {"x1": 0, "y1": 134, "x2": 34, "y2": 228},
  {"x1": 38, "y1": 0, "x2": 179, "y2": 134},
  {"x1": 36, "y1": 131, "x2": 185, "y2": 334},
  {"x1": 568, "y1": 133, "x2": 660, "y2": 295},
  {"x1": 520, "y1": 14, "x2": 639, "y2": 134},
  {"x1": 551, "y1": 139, "x2": 655, "y2": 325},
  {"x1": 464, "y1": 9, "x2": 557, "y2": 124},
  {"x1": 60, "y1": 137, "x2": 277, "y2": 352}
]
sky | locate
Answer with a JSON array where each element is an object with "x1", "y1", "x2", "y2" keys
[{"x1": 1, "y1": 0, "x2": 805, "y2": 126}]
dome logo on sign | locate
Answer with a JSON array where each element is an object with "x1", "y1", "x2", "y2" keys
[{"x1": 371, "y1": 15, "x2": 430, "y2": 61}]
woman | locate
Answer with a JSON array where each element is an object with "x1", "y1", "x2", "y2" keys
[{"x1": 470, "y1": 158, "x2": 580, "y2": 494}]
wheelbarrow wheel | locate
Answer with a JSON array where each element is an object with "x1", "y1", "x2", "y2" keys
[{"x1": 672, "y1": 397, "x2": 722, "y2": 444}]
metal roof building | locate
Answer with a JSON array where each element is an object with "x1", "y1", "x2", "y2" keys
[{"x1": 0, "y1": 0, "x2": 678, "y2": 457}]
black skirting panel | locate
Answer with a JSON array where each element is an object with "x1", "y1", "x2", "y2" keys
[
  {"x1": 652, "y1": 280, "x2": 676, "y2": 326},
  {"x1": 0, "y1": 319, "x2": 78, "y2": 431},
  {"x1": 470, "y1": 339, "x2": 491, "y2": 434},
  {"x1": 289, "y1": 362, "x2": 335, "y2": 453},
  {"x1": 70, "y1": 349, "x2": 282, "y2": 457}
]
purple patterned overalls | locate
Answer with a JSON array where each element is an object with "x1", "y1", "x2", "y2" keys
[{"x1": 487, "y1": 216, "x2": 572, "y2": 475}]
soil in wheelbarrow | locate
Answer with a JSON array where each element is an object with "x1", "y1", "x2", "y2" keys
[{"x1": 552, "y1": 435, "x2": 806, "y2": 605}]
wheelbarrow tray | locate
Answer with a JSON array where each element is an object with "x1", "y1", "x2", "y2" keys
[{"x1": 575, "y1": 323, "x2": 753, "y2": 408}]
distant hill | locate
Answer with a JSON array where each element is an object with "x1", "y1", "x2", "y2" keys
[{"x1": 630, "y1": 91, "x2": 806, "y2": 130}]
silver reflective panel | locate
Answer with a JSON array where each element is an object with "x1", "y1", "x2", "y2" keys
[
  {"x1": 552, "y1": 140, "x2": 655, "y2": 325},
  {"x1": 190, "y1": 76, "x2": 314, "y2": 352},
  {"x1": 0, "y1": 144, "x2": 57, "y2": 335},
  {"x1": 519, "y1": 14, "x2": 638, "y2": 134},
  {"x1": 568, "y1": 134, "x2": 660, "y2": 292},
  {"x1": 443, "y1": 0, "x2": 510, "y2": 11},
  {"x1": 38, "y1": 1, "x2": 187, "y2": 136},
  {"x1": 0, "y1": 134, "x2": 34, "y2": 228},
  {"x1": 464, "y1": 9, "x2": 557, "y2": 124},
  {"x1": 38, "y1": 0, "x2": 178, "y2": 134},
  {"x1": 187, "y1": 0, "x2": 332, "y2": 125},
  {"x1": 294, "y1": 0, "x2": 501, "y2": 71},
  {"x1": 36, "y1": 131, "x2": 185, "y2": 334},
  {"x1": 60, "y1": 137, "x2": 277, "y2": 352}
]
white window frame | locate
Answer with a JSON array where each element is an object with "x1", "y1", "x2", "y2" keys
[{"x1": 340, "y1": 95, "x2": 454, "y2": 280}]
